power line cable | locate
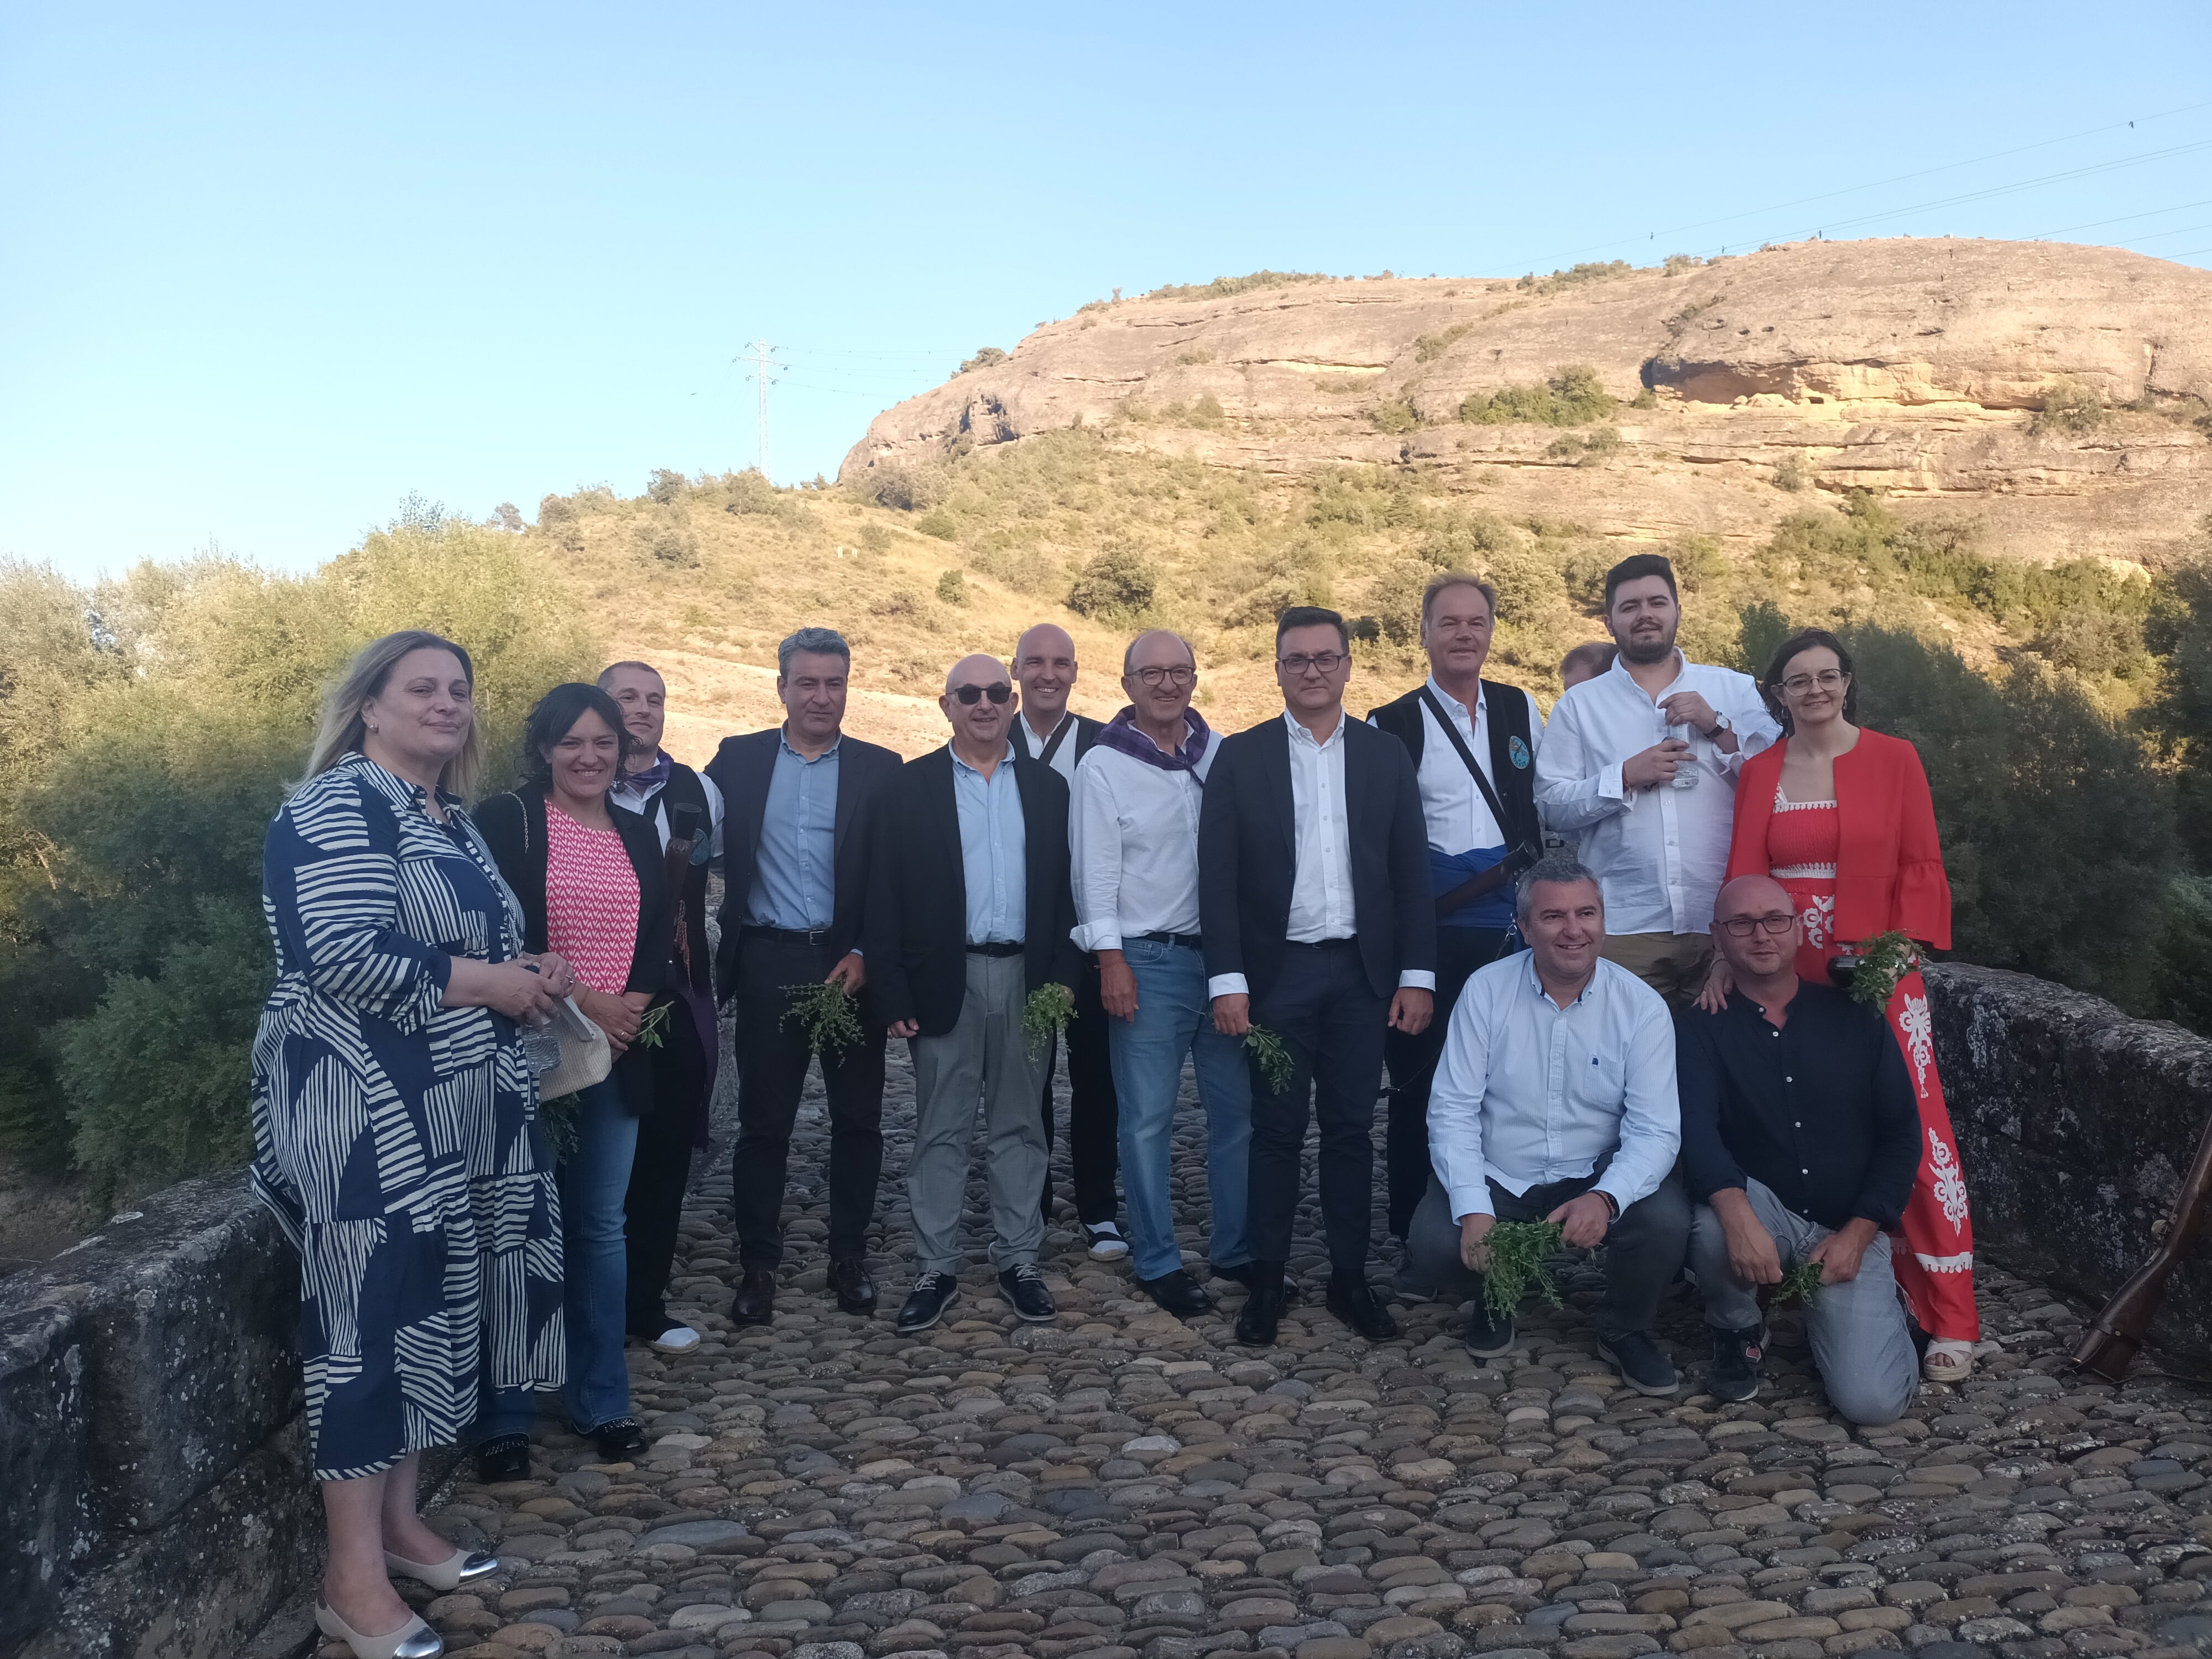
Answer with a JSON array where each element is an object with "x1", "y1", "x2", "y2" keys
[{"x1": 2028, "y1": 197, "x2": 2212, "y2": 238}]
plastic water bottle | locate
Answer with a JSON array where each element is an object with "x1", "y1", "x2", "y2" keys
[{"x1": 1668, "y1": 723, "x2": 1699, "y2": 789}]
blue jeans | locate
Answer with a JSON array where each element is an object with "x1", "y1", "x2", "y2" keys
[
  {"x1": 1107, "y1": 939, "x2": 1253, "y2": 1280},
  {"x1": 480, "y1": 1071, "x2": 638, "y2": 1437}
]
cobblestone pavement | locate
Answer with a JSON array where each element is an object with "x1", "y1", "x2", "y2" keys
[{"x1": 369, "y1": 1047, "x2": 2212, "y2": 1659}]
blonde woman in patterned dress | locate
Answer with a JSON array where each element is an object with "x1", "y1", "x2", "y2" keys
[
  {"x1": 1716, "y1": 629, "x2": 1981, "y2": 1385},
  {"x1": 253, "y1": 632, "x2": 572, "y2": 1659}
]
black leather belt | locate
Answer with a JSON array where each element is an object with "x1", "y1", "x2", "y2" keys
[
  {"x1": 743, "y1": 925, "x2": 834, "y2": 946},
  {"x1": 1135, "y1": 931, "x2": 1204, "y2": 950},
  {"x1": 1285, "y1": 937, "x2": 1358, "y2": 951},
  {"x1": 966, "y1": 940, "x2": 1025, "y2": 958}
]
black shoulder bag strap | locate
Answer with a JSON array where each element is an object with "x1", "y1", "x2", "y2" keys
[
  {"x1": 1418, "y1": 687, "x2": 1540, "y2": 920},
  {"x1": 1037, "y1": 715, "x2": 1075, "y2": 768}
]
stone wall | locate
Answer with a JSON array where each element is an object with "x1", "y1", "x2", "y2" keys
[{"x1": 1927, "y1": 962, "x2": 2212, "y2": 1367}]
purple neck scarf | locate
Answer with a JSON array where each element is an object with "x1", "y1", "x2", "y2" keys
[
  {"x1": 619, "y1": 753, "x2": 672, "y2": 795},
  {"x1": 1095, "y1": 705, "x2": 1212, "y2": 774}
]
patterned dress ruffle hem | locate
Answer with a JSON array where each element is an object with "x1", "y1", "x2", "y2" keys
[{"x1": 251, "y1": 753, "x2": 566, "y2": 1481}]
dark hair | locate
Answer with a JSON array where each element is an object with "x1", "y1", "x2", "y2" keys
[
  {"x1": 521, "y1": 682, "x2": 634, "y2": 786},
  {"x1": 1761, "y1": 628, "x2": 1859, "y2": 732},
  {"x1": 1276, "y1": 606, "x2": 1350, "y2": 653},
  {"x1": 1602, "y1": 553, "x2": 1679, "y2": 611}
]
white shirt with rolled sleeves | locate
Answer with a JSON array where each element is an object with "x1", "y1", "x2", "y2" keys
[
  {"x1": 1427, "y1": 954, "x2": 1680, "y2": 1220},
  {"x1": 1206, "y1": 711, "x2": 1436, "y2": 999},
  {"x1": 1533, "y1": 653, "x2": 1778, "y2": 936},
  {"x1": 1069, "y1": 726, "x2": 1215, "y2": 953}
]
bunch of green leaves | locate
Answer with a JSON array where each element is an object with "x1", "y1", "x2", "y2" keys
[
  {"x1": 1245, "y1": 1024, "x2": 1296, "y2": 1094},
  {"x1": 781, "y1": 979, "x2": 862, "y2": 1061},
  {"x1": 632, "y1": 1001, "x2": 672, "y2": 1050},
  {"x1": 1845, "y1": 930, "x2": 1920, "y2": 1010},
  {"x1": 538, "y1": 1091, "x2": 582, "y2": 1164},
  {"x1": 1775, "y1": 1260, "x2": 1825, "y2": 1307},
  {"x1": 1021, "y1": 982, "x2": 1077, "y2": 1054},
  {"x1": 1480, "y1": 1219, "x2": 1568, "y2": 1322}
]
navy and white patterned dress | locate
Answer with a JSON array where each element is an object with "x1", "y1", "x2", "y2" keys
[{"x1": 251, "y1": 752, "x2": 566, "y2": 1481}]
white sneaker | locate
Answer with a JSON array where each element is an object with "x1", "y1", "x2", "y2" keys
[
  {"x1": 1084, "y1": 1223, "x2": 1130, "y2": 1261},
  {"x1": 648, "y1": 1323, "x2": 701, "y2": 1354}
]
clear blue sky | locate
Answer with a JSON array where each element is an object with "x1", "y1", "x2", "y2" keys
[{"x1": 6, "y1": 2, "x2": 2210, "y2": 581}]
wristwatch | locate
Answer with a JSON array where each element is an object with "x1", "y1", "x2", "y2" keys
[{"x1": 1703, "y1": 711, "x2": 1733, "y2": 741}]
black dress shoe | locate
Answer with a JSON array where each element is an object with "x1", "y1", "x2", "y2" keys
[
  {"x1": 1211, "y1": 1260, "x2": 1301, "y2": 1304},
  {"x1": 731, "y1": 1268, "x2": 776, "y2": 1326},
  {"x1": 588, "y1": 1416, "x2": 648, "y2": 1460},
  {"x1": 1234, "y1": 1259, "x2": 1286, "y2": 1346},
  {"x1": 998, "y1": 1264, "x2": 1057, "y2": 1322},
  {"x1": 830, "y1": 1256, "x2": 876, "y2": 1315},
  {"x1": 474, "y1": 1433, "x2": 530, "y2": 1484},
  {"x1": 1136, "y1": 1269, "x2": 1212, "y2": 1318},
  {"x1": 896, "y1": 1271, "x2": 961, "y2": 1334},
  {"x1": 1326, "y1": 1277, "x2": 1401, "y2": 1342}
]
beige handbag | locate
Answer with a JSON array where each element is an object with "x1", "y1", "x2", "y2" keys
[{"x1": 538, "y1": 995, "x2": 612, "y2": 1098}]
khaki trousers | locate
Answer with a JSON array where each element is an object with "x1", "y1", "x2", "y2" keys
[{"x1": 1600, "y1": 931, "x2": 1715, "y2": 1011}]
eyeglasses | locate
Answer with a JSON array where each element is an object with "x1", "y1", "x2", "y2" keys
[
  {"x1": 1717, "y1": 913, "x2": 1798, "y2": 938},
  {"x1": 1133, "y1": 665, "x2": 1196, "y2": 688},
  {"x1": 1278, "y1": 652, "x2": 1347, "y2": 676},
  {"x1": 1780, "y1": 669, "x2": 1849, "y2": 696},
  {"x1": 950, "y1": 682, "x2": 1013, "y2": 705}
]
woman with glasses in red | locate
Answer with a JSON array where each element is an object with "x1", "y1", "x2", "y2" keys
[{"x1": 1717, "y1": 628, "x2": 1979, "y2": 1384}]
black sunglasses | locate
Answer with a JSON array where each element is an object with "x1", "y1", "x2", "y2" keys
[{"x1": 951, "y1": 682, "x2": 1013, "y2": 705}]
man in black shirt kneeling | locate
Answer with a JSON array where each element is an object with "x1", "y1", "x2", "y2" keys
[{"x1": 1677, "y1": 875, "x2": 1923, "y2": 1423}]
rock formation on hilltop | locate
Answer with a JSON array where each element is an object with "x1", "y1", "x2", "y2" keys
[{"x1": 842, "y1": 239, "x2": 2212, "y2": 567}]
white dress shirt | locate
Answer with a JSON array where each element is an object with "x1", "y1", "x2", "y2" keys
[
  {"x1": 1404, "y1": 676, "x2": 1544, "y2": 854},
  {"x1": 1207, "y1": 711, "x2": 1436, "y2": 999},
  {"x1": 1533, "y1": 653, "x2": 1779, "y2": 935},
  {"x1": 1069, "y1": 725, "x2": 1215, "y2": 952},
  {"x1": 1428, "y1": 954, "x2": 1680, "y2": 1220},
  {"x1": 1015, "y1": 710, "x2": 1083, "y2": 787}
]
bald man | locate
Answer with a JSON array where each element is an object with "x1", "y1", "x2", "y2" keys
[
  {"x1": 1009, "y1": 622, "x2": 1123, "y2": 1255},
  {"x1": 867, "y1": 653, "x2": 1083, "y2": 1334}
]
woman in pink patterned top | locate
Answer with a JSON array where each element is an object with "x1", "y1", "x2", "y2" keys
[{"x1": 477, "y1": 684, "x2": 674, "y2": 1470}]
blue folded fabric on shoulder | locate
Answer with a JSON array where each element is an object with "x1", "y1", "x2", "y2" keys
[{"x1": 1431, "y1": 844, "x2": 1514, "y2": 930}]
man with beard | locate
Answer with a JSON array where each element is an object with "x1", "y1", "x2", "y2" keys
[{"x1": 1533, "y1": 555, "x2": 1778, "y2": 1009}]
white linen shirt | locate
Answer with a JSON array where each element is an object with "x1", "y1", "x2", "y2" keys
[
  {"x1": 1207, "y1": 710, "x2": 1437, "y2": 999},
  {"x1": 1428, "y1": 954, "x2": 1680, "y2": 1220},
  {"x1": 1402, "y1": 676, "x2": 1544, "y2": 854},
  {"x1": 1070, "y1": 725, "x2": 1215, "y2": 952},
  {"x1": 1533, "y1": 653, "x2": 1778, "y2": 935}
]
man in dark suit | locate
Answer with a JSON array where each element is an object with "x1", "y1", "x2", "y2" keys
[
  {"x1": 1200, "y1": 606, "x2": 1437, "y2": 1347},
  {"x1": 869, "y1": 652, "x2": 1083, "y2": 1335},
  {"x1": 705, "y1": 627, "x2": 901, "y2": 1325},
  {"x1": 1008, "y1": 621, "x2": 1123, "y2": 1259}
]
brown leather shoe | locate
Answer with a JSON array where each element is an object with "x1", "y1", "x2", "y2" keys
[
  {"x1": 731, "y1": 1269, "x2": 776, "y2": 1326},
  {"x1": 830, "y1": 1256, "x2": 877, "y2": 1315}
]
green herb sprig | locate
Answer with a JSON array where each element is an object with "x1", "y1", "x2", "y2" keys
[
  {"x1": 1844, "y1": 930, "x2": 1920, "y2": 1011},
  {"x1": 1022, "y1": 983, "x2": 1076, "y2": 1054},
  {"x1": 1479, "y1": 1219, "x2": 1569, "y2": 1322},
  {"x1": 781, "y1": 980, "x2": 863, "y2": 1062},
  {"x1": 1775, "y1": 1260, "x2": 1825, "y2": 1307},
  {"x1": 632, "y1": 1001, "x2": 672, "y2": 1050},
  {"x1": 1244, "y1": 1024, "x2": 1296, "y2": 1094},
  {"x1": 538, "y1": 1091, "x2": 582, "y2": 1164}
]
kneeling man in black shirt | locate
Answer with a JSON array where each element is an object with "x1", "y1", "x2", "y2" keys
[{"x1": 1678, "y1": 875, "x2": 1922, "y2": 1423}]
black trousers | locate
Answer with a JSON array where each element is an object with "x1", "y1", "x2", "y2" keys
[
  {"x1": 1246, "y1": 940, "x2": 1389, "y2": 1280},
  {"x1": 1381, "y1": 925, "x2": 1508, "y2": 1240},
  {"x1": 624, "y1": 1099, "x2": 693, "y2": 1335},
  {"x1": 728, "y1": 933, "x2": 887, "y2": 1268},
  {"x1": 1039, "y1": 953, "x2": 1118, "y2": 1226}
]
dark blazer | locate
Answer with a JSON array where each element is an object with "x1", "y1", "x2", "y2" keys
[
  {"x1": 1198, "y1": 712, "x2": 1436, "y2": 1003},
  {"x1": 703, "y1": 726, "x2": 902, "y2": 995},
  {"x1": 1009, "y1": 709, "x2": 1101, "y2": 769},
  {"x1": 474, "y1": 785, "x2": 676, "y2": 998},
  {"x1": 865, "y1": 745, "x2": 1082, "y2": 1037}
]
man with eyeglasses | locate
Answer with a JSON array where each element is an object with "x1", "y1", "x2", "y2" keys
[
  {"x1": 1535, "y1": 554, "x2": 1780, "y2": 1009},
  {"x1": 867, "y1": 654, "x2": 1082, "y2": 1334},
  {"x1": 1200, "y1": 606, "x2": 1436, "y2": 1347},
  {"x1": 1072, "y1": 629, "x2": 1260, "y2": 1317},
  {"x1": 1678, "y1": 875, "x2": 1921, "y2": 1423},
  {"x1": 1008, "y1": 623, "x2": 1124, "y2": 1262}
]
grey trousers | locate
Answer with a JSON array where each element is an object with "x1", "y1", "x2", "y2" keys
[
  {"x1": 1689, "y1": 1177, "x2": 1918, "y2": 1426},
  {"x1": 1407, "y1": 1166, "x2": 1689, "y2": 1342},
  {"x1": 908, "y1": 952, "x2": 1050, "y2": 1275}
]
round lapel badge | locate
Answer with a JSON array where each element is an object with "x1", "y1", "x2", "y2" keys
[{"x1": 1509, "y1": 735, "x2": 1532, "y2": 769}]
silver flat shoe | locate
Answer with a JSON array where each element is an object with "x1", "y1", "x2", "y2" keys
[
  {"x1": 315, "y1": 1600, "x2": 444, "y2": 1659},
  {"x1": 383, "y1": 1545, "x2": 499, "y2": 1590}
]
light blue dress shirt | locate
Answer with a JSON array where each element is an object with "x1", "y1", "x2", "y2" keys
[
  {"x1": 747, "y1": 737, "x2": 839, "y2": 931},
  {"x1": 1427, "y1": 953, "x2": 1680, "y2": 1219},
  {"x1": 952, "y1": 745, "x2": 1026, "y2": 945}
]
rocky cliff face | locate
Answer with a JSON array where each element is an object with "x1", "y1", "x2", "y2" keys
[{"x1": 842, "y1": 239, "x2": 2212, "y2": 567}]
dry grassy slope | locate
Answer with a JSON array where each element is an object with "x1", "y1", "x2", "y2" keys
[{"x1": 841, "y1": 237, "x2": 2212, "y2": 570}]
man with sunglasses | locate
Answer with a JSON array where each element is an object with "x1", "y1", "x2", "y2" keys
[
  {"x1": 867, "y1": 654, "x2": 1082, "y2": 1334},
  {"x1": 1072, "y1": 629, "x2": 1259, "y2": 1317},
  {"x1": 1678, "y1": 875, "x2": 1921, "y2": 1423},
  {"x1": 1200, "y1": 607, "x2": 1436, "y2": 1347}
]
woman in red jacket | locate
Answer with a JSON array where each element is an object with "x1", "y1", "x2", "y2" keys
[{"x1": 1719, "y1": 629, "x2": 1980, "y2": 1384}]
